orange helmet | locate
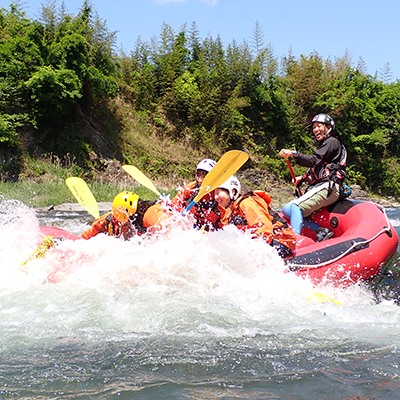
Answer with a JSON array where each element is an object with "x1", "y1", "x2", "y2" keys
[{"x1": 112, "y1": 191, "x2": 139, "y2": 223}]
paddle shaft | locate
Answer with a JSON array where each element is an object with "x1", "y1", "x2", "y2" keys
[{"x1": 286, "y1": 159, "x2": 302, "y2": 197}]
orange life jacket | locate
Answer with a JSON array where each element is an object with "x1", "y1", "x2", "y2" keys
[
  {"x1": 171, "y1": 181, "x2": 214, "y2": 209},
  {"x1": 81, "y1": 201, "x2": 161, "y2": 240},
  {"x1": 221, "y1": 191, "x2": 296, "y2": 250},
  {"x1": 142, "y1": 203, "x2": 171, "y2": 233},
  {"x1": 170, "y1": 181, "x2": 221, "y2": 231},
  {"x1": 81, "y1": 212, "x2": 126, "y2": 240}
]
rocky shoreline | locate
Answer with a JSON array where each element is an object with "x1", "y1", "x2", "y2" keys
[{"x1": 35, "y1": 184, "x2": 400, "y2": 215}]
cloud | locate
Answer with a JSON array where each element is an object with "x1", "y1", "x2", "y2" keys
[{"x1": 201, "y1": 0, "x2": 218, "y2": 4}]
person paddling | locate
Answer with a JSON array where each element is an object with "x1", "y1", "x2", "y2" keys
[
  {"x1": 214, "y1": 176, "x2": 296, "y2": 258},
  {"x1": 279, "y1": 113, "x2": 347, "y2": 241},
  {"x1": 170, "y1": 158, "x2": 222, "y2": 231},
  {"x1": 82, "y1": 191, "x2": 165, "y2": 240}
]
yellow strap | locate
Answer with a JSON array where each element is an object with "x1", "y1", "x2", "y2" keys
[
  {"x1": 19, "y1": 235, "x2": 56, "y2": 273},
  {"x1": 306, "y1": 292, "x2": 343, "y2": 305}
]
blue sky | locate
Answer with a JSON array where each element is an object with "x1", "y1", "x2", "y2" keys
[{"x1": 19, "y1": 0, "x2": 400, "y2": 81}]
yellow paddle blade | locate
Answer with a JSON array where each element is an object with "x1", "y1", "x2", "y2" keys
[
  {"x1": 306, "y1": 292, "x2": 343, "y2": 305},
  {"x1": 19, "y1": 235, "x2": 56, "y2": 273},
  {"x1": 193, "y1": 150, "x2": 249, "y2": 204},
  {"x1": 122, "y1": 165, "x2": 161, "y2": 197},
  {"x1": 65, "y1": 177, "x2": 100, "y2": 219}
]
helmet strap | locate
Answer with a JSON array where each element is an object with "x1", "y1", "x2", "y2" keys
[
  {"x1": 323, "y1": 126, "x2": 332, "y2": 139},
  {"x1": 231, "y1": 189, "x2": 238, "y2": 202}
]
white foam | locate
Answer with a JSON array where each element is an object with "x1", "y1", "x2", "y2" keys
[{"x1": 1, "y1": 199, "x2": 399, "y2": 339}]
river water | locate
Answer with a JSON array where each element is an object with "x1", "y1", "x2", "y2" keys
[{"x1": 1, "y1": 199, "x2": 400, "y2": 399}]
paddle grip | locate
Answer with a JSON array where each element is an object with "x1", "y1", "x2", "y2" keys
[{"x1": 185, "y1": 200, "x2": 195, "y2": 212}]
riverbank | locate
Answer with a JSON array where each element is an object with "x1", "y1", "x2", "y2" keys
[
  {"x1": 34, "y1": 184, "x2": 400, "y2": 216},
  {"x1": 4, "y1": 157, "x2": 399, "y2": 212}
]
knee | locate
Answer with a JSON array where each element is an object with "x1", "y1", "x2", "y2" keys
[
  {"x1": 282, "y1": 202, "x2": 293, "y2": 218},
  {"x1": 290, "y1": 203, "x2": 304, "y2": 235}
]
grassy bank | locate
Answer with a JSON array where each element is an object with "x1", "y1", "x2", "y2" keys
[
  {"x1": 1, "y1": 156, "x2": 178, "y2": 208},
  {"x1": 0, "y1": 180, "x2": 177, "y2": 208}
]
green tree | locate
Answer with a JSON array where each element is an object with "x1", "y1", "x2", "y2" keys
[
  {"x1": 0, "y1": 2, "x2": 119, "y2": 161},
  {"x1": 315, "y1": 68, "x2": 400, "y2": 194}
]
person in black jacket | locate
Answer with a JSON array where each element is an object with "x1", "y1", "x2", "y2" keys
[{"x1": 279, "y1": 114, "x2": 347, "y2": 241}]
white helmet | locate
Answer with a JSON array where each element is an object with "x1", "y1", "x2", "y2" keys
[
  {"x1": 196, "y1": 159, "x2": 216, "y2": 173},
  {"x1": 218, "y1": 175, "x2": 241, "y2": 201}
]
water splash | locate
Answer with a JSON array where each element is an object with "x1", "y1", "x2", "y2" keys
[
  {"x1": 0, "y1": 199, "x2": 375, "y2": 307},
  {"x1": 1, "y1": 200, "x2": 400, "y2": 398}
]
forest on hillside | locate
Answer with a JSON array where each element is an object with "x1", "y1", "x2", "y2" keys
[{"x1": 1, "y1": 2, "x2": 400, "y2": 196}]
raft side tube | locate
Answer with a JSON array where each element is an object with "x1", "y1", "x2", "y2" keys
[
  {"x1": 39, "y1": 226, "x2": 82, "y2": 241},
  {"x1": 286, "y1": 237, "x2": 369, "y2": 270}
]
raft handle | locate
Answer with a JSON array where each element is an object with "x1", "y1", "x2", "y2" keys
[
  {"x1": 383, "y1": 226, "x2": 393, "y2": 238},
  {"x1": 352, "y1": 240, "x2": 369, "y2": 251}
]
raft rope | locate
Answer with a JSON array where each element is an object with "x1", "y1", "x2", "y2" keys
[
  {"x1": 287, "y1": 205, "x2": 393, "y2": 270},
  {"x1": 19, "y1": 235, "x2": 57, "y2": 273}
]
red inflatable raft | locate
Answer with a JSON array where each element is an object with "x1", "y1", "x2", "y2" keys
[
  {"x1": 38, "y1": 199, "x2": 398, "y2": 288},
  {"x1": 285, "y1": 199, "x2": 398, "y2": 287},
  {"x1": 39, "y1": 226, "x2": 82, "y2": 241}
]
